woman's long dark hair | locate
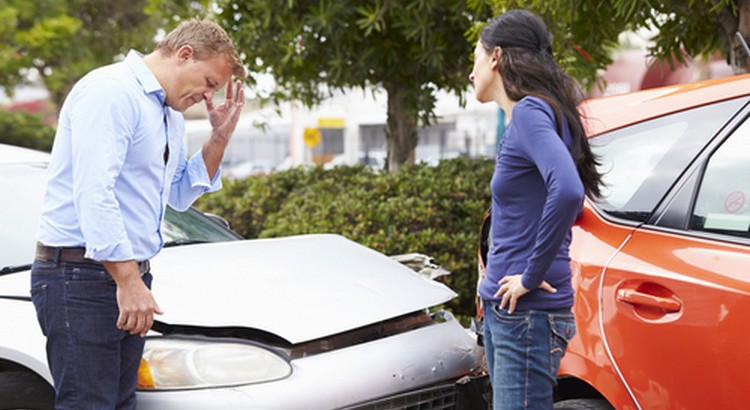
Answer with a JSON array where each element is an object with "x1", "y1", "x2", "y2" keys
[{"x1": 480, "y1": 10, "x2": 602, "y2": 199}]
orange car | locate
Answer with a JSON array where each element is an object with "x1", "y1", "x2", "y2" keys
[{"x1": 478, "y1": 74, "x2": 750, "y2": 409}]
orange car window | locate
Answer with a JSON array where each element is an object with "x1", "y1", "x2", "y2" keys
[
  {"x1": 589, "y1": 98, "x2": 746, "y2": 223},
  {"x1": 692, "y1": 120, "x2": 750, "y2": 239}
]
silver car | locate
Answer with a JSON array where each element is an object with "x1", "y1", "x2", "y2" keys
[{"x1": 0, "y1": 143, "x2": 487, "y2": 409}]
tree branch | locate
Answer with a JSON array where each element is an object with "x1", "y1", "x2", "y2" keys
[{"x1": 708, "y1": 0, "x2": 739, "y2": 56}]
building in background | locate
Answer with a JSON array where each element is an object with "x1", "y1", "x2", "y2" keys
[
  {"x1": 5, "y1": 29, "x2": 734, "y2": 176},
  {"x1": 184, "y1": 87, "x2": 499, "y2": 177}
]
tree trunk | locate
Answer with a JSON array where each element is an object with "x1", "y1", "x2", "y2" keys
[
  {"x1": 384, "y1": 82, "x2": 418, "y2": 173},
  {"x1": 734, "y1": 1, "x2": 750, "y2": 73},
  {"x1": 713, "y1": 0, "x2": 750, "y2": 74}
]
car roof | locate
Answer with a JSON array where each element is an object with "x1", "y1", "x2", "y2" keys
[
  {"x1": 0, "y1": 143, "x2": 50, "y2": 164},
  {"x1": 581, "y1": 73, "x2": 750, "y2": 137}
]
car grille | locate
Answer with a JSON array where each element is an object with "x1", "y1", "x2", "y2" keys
[{"x1": 340, "y1": 383, "x2": 457, "y2": 410}]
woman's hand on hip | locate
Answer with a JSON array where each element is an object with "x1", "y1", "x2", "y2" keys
[{"x1": 494, "y1": 274, "x2": 557, "y2": 314}]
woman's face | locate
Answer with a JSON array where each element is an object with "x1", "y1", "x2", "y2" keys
[{"x1": 469, "y1": 41, "x2": 500, "y2": 104}]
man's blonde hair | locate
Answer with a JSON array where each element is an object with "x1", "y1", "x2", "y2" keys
[{"x1": 156, "y1": 19, "x2": 245, "y2": 79}]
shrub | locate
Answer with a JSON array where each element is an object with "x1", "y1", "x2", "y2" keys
[
  {"x1": 0, "y1": 110, "x2": 55, "y2": 151},
  {"x1": 195, "y1": 158, "x2": 494, "y2": 322}
]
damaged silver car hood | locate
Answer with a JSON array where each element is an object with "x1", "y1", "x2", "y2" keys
[{"x1": 150, "y1": 234, "x2": 456, "y2": 344}]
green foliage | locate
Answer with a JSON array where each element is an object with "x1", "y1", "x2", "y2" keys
[
  {"x1": 611, "y1": 0, "x2": 734, "y2": 67},
  {"x1": 218, "y1": 0, "x2": 483, "y2": 116},
  {"x1": 217, "y1": 1, "x2": 493, "y2": 169},
  {"x1": 474, "y1": 0, "x2": 743, "y2": 86},
  {"x1": 0, "y1": 110, "x2": 55, "y2": 151},
  {"x1": 215, "y1": 0, "x2": 744, "y2": 172},
  {"x1": 0, "y1": 0, "x2": 211, "y2": 108},
  {"x1": 468, "y1": 0, "x2": 627, "y2": 89},
  {"x1": 196, "y1": 157, "x2": 495, "y2": 322}
]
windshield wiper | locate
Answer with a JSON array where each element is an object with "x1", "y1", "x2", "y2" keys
[
  {"x1": 0, "y1": 295, "x2": 31, "y2": 302},
  {"x1": 0, "y1": 264, "x2": 33, "y2": 275},
  {"x1": 163, "y1": 239, "x2": 209, "y2": 248}
]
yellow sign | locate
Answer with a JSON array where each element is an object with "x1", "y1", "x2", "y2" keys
[
  {"x1": 303, "y1": 127, "x2": 321, "y2": 147},
  {"x1": 317, "y1": 117, "x2": 345, "y2": 128}
]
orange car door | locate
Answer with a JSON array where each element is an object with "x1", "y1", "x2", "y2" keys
[
  {"x1": 600, "y1": 116, "x2": 750, "y2": 409},
  {"x1": 601, "y1": 230, "x2": 750, "y2": 409}
]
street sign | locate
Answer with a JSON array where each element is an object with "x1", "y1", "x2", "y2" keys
[{"x1": 304, "y1": 127, "x2": 321, "y2": 147}]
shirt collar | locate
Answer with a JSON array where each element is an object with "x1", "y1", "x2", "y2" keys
[{"x1": 125, "y1": 50, "x2": 167, "y2": 105}]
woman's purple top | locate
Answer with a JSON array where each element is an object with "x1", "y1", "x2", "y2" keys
[{"x1": 479, "y1": 96, "x2": 584, "y2": 310}]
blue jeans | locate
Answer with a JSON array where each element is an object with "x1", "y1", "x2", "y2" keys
[
  {"x1": 31, "y1": 260, "x2": 152, "y2": 410},
  {"x1": 483, "y1": 301, "x2": 576, "y2": 410}
]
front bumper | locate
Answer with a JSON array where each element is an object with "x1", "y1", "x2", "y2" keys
[{"x1": 136, "y1": 319, "x2": 482, "y2": 409}]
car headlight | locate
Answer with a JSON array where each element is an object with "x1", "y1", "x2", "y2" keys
[{"x1": 137, "y1": 338, "x2": 292, "y2": 390}]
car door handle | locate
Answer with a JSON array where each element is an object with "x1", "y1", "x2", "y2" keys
[{"x1": 616, "y1": 289, "x2": 682, "y2": 312}]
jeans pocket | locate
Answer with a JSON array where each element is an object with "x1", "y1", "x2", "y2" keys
[
  {"x1": 491, "y1": 304, "x2": 531, "y2": 343},
  {"x1": 549, "y1": 313, "x2": 576, "y2": 379},
  {"x1": 65, "y1": 264, "x2": 113, "y2": 282},
  {"x1": 30, "y1": 284, "x2": 49, "y2": 336},
  {"x1": 491, "y1": 304, "x2": 528, "y2": 322},
  {"x1": 64, "y1": 273, "x2": 120, "y2": 343}
]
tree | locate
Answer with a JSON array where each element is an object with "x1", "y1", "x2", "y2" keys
[
  {"x1": 478, "y1": 0, "x2": 749, "y2": 87},
  {"x1": 0, "y1": 0, "x2": 210, "y2": 112},
  {"x1": 217, "y1": 0, "x2": 493, "y2": 172},
  {"x1": 609, "y1": 0, "x2": 748, "y2": 74}
]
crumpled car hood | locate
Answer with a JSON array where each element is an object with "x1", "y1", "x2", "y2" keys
[{"x1": 150, "y1": 234, "x2": 456, "y2": 344}]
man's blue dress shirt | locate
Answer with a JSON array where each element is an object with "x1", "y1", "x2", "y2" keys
[{"x1": 39, "y1": 50, "x2": 222, "y2": 262}]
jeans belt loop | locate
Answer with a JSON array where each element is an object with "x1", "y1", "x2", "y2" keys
[
  {"x1": 139, "y1": 260, "x2": 150, "y2": 276},
  {"x1": 53, "y1": 247, "x2": 62, "y2": 266}
]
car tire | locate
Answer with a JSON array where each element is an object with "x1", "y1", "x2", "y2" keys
[
  {"x1": 554, "y1": 398, "x2": 614, "y2": 410},
  {"x1": 0, "y1": 371, "x2": 54, "y2": 410}
]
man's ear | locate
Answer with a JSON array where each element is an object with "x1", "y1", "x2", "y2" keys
[{"x1": 176, "y1": 45, "x2": 194, "y2": 63}]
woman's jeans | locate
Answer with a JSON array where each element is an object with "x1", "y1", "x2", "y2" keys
[
  {"x1": 31, "y1": 259, "x2": 152, "y2": 410},
  {"x1": 483, "y1": 301, "x2": 576, "y2": 410}
]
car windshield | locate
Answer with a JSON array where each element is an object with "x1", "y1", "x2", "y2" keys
[
  {"x1": 1, "y1": 161, "x2": 240, "y2": 272},
  {"x1": 162, "y1": 207, "x2": 240, "y2": 246}
]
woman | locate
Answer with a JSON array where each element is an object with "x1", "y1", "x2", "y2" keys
[{"x1": 469, "y1": 9, "x2": 602, "y2": 409}]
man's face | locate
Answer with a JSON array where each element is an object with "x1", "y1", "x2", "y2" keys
[{"x1": 166, "y1": 46, "x2": 234, "y2": 112}]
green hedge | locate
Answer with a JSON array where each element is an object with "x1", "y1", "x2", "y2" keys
[
  {"x1": 195, "y1": 157, "x2": 494, "y2": 323},
  {"x1": 0, "y1": 110, "x2": 55, "y2": 151}
]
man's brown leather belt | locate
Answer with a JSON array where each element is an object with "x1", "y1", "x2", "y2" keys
[{"x1": 35, "y1": 242, "x2": 150, "y2": 275}]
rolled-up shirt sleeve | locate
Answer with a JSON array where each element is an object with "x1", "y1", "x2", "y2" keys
[
  {"x1": 68, "y1": 79, "x2": 138, "y2": 261},
  {"x1": 167, "y1": 145, "x2": 222, "y2": 212}
]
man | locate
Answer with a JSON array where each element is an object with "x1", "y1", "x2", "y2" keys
[{"x1": 30, "y1": 19, "x2": 245, "y2": 410}]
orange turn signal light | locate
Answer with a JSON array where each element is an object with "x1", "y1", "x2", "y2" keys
[{"x1": 137, "y1": 358, "x2": 155, "y2": 389}]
